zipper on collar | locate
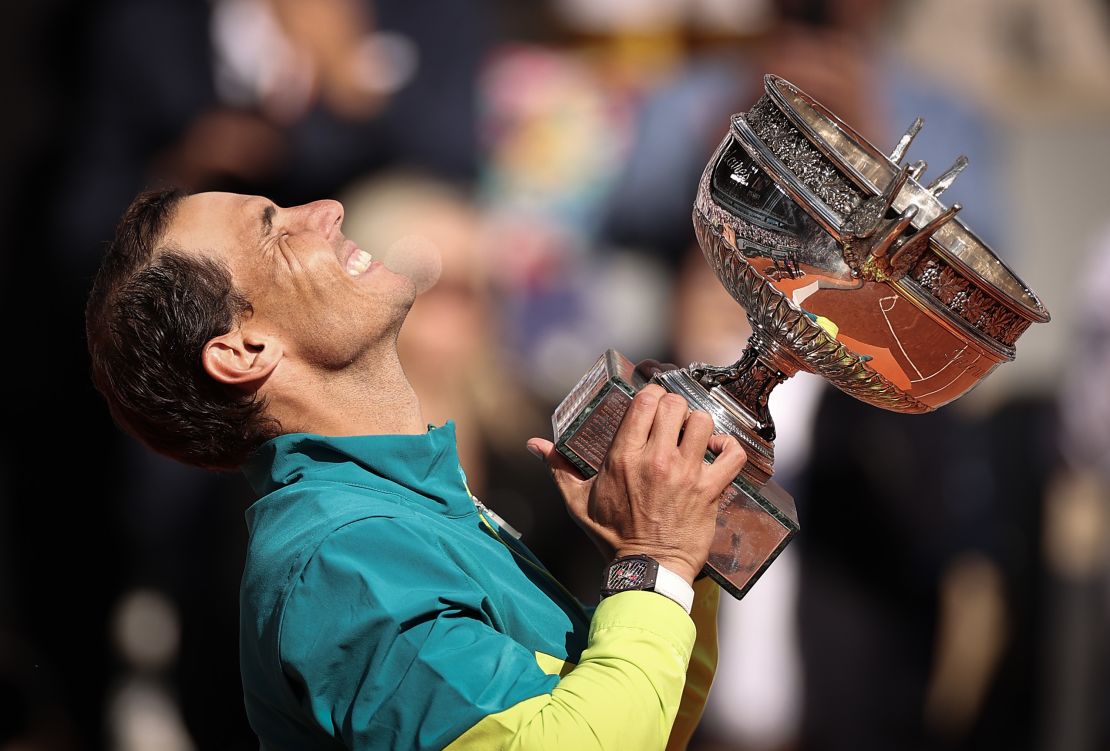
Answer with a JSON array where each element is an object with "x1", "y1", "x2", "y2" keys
[{"x1": 473, "y1": 497, "x2": 522, "y2": 539}]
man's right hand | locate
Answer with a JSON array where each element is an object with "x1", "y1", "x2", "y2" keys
[{"x1": 527, "y1": 384, "x2": 747, "y2": 585}]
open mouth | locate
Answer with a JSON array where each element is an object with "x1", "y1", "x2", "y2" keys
[{"x1": 342, "y1": 238, "x2": 374, "y2": 276}]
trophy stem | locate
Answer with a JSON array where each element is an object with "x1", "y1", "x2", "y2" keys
[{"x1": 691, "y1": 330, "x2": 798, "y2": 444}]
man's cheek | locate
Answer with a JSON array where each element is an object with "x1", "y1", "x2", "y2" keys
[{"x1": 294, "y1": 241, "x2": 338, "y2": 275}]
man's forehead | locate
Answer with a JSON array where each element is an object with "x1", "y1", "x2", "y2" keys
[{"x1": 165, "y1": 191, "x2": 267, "y2": 258}]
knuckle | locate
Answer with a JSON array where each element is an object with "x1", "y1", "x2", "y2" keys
[
  {"x1": 687, "y1": 411, "x2": 713, "y2": 430},
  {"x1": 606, "y1": 451, "x2": 629, "y2": 473},
  {"x1": 646, "y1": 455, "x2": 672, "y2": 479},
  {"x1": 702, "y1": 485, "x2": 725, "y2": 504},
  {"x1": 660, "y1": 393, "x2": 687, "y2": 410},
  {"x1": 725, "y1": 446, "x2": 747, "y2": 470},
  {"x1": 726, "y1": 435, "x2": 745, "y2": 455},
  {"x1": 632, "y1": 387, "x2": 663, "y2": 410}
]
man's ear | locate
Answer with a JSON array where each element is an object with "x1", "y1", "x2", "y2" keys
[{"x1": 202, "y1": 326, "x2": 282, "y2": 388}]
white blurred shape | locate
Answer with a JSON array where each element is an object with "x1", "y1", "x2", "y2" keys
[
  {"x1": 355, "y1": 32, "x2": 419, "y2": 96},
  {"x1": 709, "y1": 547, "x2": 803, "y2": 748},
  {"x1": 553, "y1": 0, "x2": 771, "y2": 33},
  {"x1": 704, "y1": 375, "x2": 823, "y2": 748},
  {"x1": 689, "y1": 0, "x2": 772, "y2": 32},
  {"x1": 112, "y1": 588, "x2": 181, "y2": 671},
  {"x1": 534, "y1": 329, "x2": 599, "y2": 401},
  {"x1": 553, "y1": 0, "x2": 684, "y2": 33},
  {"x1": 211, "y1": 0, "x2": 313, "y2": 119},
  {"x1": 768, "y1": 372, "x2": 825, "y2": 479},
  {"x1": 381, "y1": 234, "x2": 444, "y2": 295},
  {"x1": 109, "y1": 678, "x2": 196, "y2": 751},
  {"x1": 1060, "y1": 228, "x2": 1110, "y2": 477},
  {"x1": 587, "y1": 251, "x2": 671, "y2": 361}
]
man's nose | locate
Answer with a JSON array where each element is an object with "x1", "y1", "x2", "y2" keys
[{"x1": 296, "y1": 199, "x2": 344, "y2": 236}]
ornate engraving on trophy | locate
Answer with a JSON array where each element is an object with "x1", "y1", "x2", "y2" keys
[
  {"x1": 908, "y1": 255, "x2": 1031, "y2": 346},
  {"x1": 553, "y1": 351, "x2": 639, "y2": 478},
  {"x1": 745, "y1": 95, "x2": 861, "y2": 215},
  {"x1": 564, "y1": 388, "x2": 633, "y2": 472}
]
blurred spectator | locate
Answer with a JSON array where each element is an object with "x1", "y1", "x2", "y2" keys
[
  {"x1": 898, "y1": 0, "x2": 1110, "y2": 109},
  {"x1": 795, "y1": 390, "x2": 1021, "y2": 751},
  {"x1": 107, "y1": 590, "x2": 193, "y2": 751},
  {"x1": 55, "y1": 0, "x2": 280, "y2": 278},
  {"x1": 1036, "y1": 231, "x2": 1110, "y2": 751},
  {"x1": 56, "y1": 0, "x2": 491, "y2": 275}
]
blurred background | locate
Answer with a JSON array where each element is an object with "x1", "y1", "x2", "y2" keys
[{"x1": 1, "y1": 0, "x2": 1108, "y2": 748}]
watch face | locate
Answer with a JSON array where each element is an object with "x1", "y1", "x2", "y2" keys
[{"x1": 605, "y1": 557, "x2": 654, "y2": 591}]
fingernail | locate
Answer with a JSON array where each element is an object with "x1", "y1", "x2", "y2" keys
[{"x1": 526, "y1": 444, "x2": 544, "y2": 461}]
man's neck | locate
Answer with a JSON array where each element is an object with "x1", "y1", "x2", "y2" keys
[{"x1": 267, "y1": 348, "x2": 425, "y2": 437}]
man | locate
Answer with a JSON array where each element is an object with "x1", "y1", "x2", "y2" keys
[{"x1": 86, "y1": 188, "x2": 747, "y2": 749}]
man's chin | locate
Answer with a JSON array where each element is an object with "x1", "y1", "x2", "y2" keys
[
  {"x1": 389, "y1": 281, "x2": 419, "y2": 333},
  {"x1": 400, "y1": 276, "x2": 419, "y2": 308}
]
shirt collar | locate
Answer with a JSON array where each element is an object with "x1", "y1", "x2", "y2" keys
[{"x1": 241, "y1": 421, "x2": 475, "y2": 517}]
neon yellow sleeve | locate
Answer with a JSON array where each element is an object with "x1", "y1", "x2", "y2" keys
[
  {"x1": 446, "y1": 589, "x2": 697, "y2": 751},
  {"x1": 667, "y1": 578, "x2": 720, "y2": 750}
]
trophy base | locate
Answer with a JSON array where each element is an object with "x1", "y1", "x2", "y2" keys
[{"x1": 552, "y1": 350, "x2": 799, "y2": 600}]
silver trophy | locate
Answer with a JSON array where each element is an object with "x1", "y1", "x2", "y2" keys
[{"x1": 553, "y1": 75, "x2": 1050, "y2": 599}]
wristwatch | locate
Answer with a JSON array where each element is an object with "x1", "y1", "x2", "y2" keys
[{"x1": 601, "y1": 555, "x2": 695, "y2": 614}]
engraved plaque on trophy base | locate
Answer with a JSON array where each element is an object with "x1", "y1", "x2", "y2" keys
[{"x1": 553, "y1": 349, "x2": 799, "y2": 600}]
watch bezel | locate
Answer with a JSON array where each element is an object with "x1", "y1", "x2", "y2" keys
[{"x1": 601, "y1": 554, "x2": 659, "y2": 598}]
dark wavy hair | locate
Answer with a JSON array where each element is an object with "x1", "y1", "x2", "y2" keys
[{"x1": 86, "y1": 188, "x2": 279, "y2": 469}]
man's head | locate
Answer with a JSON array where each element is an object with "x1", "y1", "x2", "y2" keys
[{"x1": 87, "y1": 189, "x2": 416, "y2": 469}]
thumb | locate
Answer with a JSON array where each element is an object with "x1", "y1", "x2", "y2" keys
[
  {"x1": 525, "y1": 437, "x2": 555, "y2": 462},
  {"x1": 526, "y1": 438, "x2": 591, "y2": 491}
]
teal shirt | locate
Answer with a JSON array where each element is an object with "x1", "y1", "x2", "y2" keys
[{"x1": 239, "y1": 423, "x2": 593, "y2": 750}]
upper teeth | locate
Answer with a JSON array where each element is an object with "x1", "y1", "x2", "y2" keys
[{"x1": 346, "y1": 249, "x2": 373, "y2": 276}]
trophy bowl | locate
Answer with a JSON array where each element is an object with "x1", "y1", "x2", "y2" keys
[{"x1": 554, "y1": 75, "x2": 1049, "y2": 599}]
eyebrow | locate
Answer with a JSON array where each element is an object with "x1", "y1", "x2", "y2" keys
[{"x1": 260, "y1": 204, "x2": 275, "y2": 239}]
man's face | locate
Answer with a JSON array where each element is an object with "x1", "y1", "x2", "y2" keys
[{"x1": 165, "y1": 192, "x2": 416, "y2": 369}]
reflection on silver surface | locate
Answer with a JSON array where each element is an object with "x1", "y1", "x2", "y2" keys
[
  {"x1": 698, "y1": 76, "x2": 1049, "y2": 421},
  {"x1": 553, "y1": 75, "x2": 1050, "y2": 602}
]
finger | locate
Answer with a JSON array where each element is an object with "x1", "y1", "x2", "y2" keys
[
  {"x1": 610, "y1": 384, "x2": 665, "y2": 453},
  {"x1": 678, "y1": 410, "x2": 715, "y2": 461},
  {"x1": 646, "y1": 392, "x2": 689, "y2": 451},
  {"x1": 703, "y1": 434, "x2": 747, "y2": 490},
  {"x1": 633, "y1": 358, "x2": 679, "y2": 382}
]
